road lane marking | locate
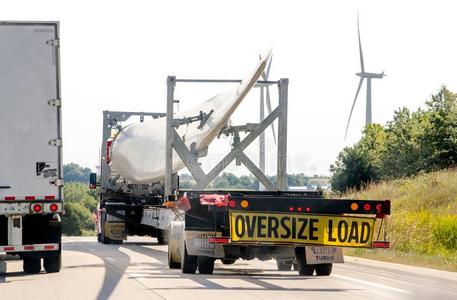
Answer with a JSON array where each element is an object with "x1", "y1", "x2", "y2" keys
[
  {"x1": 332, "y1": 274, "x2": 411, "y2": 294},
  {"x1": 105, "y1": 257, "x2": 115, "y2": 262}
]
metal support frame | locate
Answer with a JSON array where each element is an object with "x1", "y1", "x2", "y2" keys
[
  {"x1": 100, "y1": 110, "x2": 166, "y2": 191},
  {"x1": 164, "y1": 76, "x2": 289, "y2": 197}
]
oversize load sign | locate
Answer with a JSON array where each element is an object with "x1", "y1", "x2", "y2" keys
[{"x1": 230, "y1": 211, "x2": 375, "y2": 247}]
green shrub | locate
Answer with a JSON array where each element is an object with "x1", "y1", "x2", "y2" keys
[{"x1": 432, "y1": 215, "x2": 457, "y2": 250}]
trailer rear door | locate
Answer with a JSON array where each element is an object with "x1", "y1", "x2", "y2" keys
[{"x1": 0, "y1": 22, "x2": 62, "y2": 201}]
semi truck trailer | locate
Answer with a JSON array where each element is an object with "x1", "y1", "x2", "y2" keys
[
  {"x1": 0, "y1": 21, "x2": 63, "y2": 274},
  {"x1": 92, "y1": 54, "x2": 390, "y2": 275}
]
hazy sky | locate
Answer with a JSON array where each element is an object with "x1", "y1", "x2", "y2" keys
[{"x1": 4, "y1": 0, "x2": 457, "y2": 176}]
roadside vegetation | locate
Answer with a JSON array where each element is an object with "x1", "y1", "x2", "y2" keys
[
  {"x1": 330, "y1": 86, "x2": 457, "y2": 271},
  {"x1": 331, "y1": 86, "x2": 457, "y2": 192},
  {"x1": 62, "y1": 164, "x2": 97, "y2": 236},
  {"x1": 343, "y1": 169, "x2": 457, "y2": 271}
]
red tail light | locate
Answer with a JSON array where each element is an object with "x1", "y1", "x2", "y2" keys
[
  {"x1": 32, "y1": 204, "x2": 42, "y2": 213},
  {"x1": 289, "y1": 207, "x2": 294, "y2": 212},
  {"x1": 208, "y1": 237, "x2": 230, "y2": 244},
  {"x1": 373, "y1": 241, "x2": 390, "y2": 248},
  {"x1": 50, "y1": 204, "x2": 59, "y2": 212},
  {"x1": 106, "y1": 139, "x2": 113, "y2": 163},
  {"x1": 305, "y1": 207, "x2": 311, "y2": 213},
  {"x1": 297, "y1": 207, "x2": 302, "y2": 212},
  {"x1": 228, "y1": 200, "x2": 236, "y2": 208},
  {"x1": 363, "y1": 203, "x2": 371, "y2": 211}
]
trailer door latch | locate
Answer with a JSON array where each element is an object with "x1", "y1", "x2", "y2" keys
[
  {"x1": 49, "y1": 178, "x2": 64, "y2": 186},
  {"x1": 48, "y1": 139, "x2": 62, "y2": 146},
  {"x1": 46, "y1": 39, "x2": 59, "y2": 47},
  {"x1": 48, "y1": 99, "x2": 61, "y2": 107}
]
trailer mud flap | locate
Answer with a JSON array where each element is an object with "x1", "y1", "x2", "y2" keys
[
  {"x1": 185, "y1": 231, "x2": 225, "y2": 258},
  {"x1": 104, "y1": 222, "x2": 126, "y2": 241}
]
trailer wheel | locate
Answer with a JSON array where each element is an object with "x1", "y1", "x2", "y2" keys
[
  {"x1": 157, "y1": 229, "x2": 168, "y2": 245},
  {"x1": 181, "y1": 242, "x2": 197, "y2": 274},
  {"x1": 315, "y1": 263, "x2": 333, "y2": 276},
  {"x1": 44, "y1": 253, "x2": 62, "y2": 273},
  {"x1": 23, "y1": 257, "x2": 41, "y2": 274},
  {"x1": 295, "y1": 247, "x2": 315, "y2": 276},
  {"x1": 198, "y1": 256, "x2": 215, "y2": 274},
  {"x1": 168, "y1": 237, "x2": 181, "y2": 269},
  {"x1": 221, "y1": 258, "x2": 236, "y2": 265},
  {"x1": 276, "y1": 259, "x2": 293, "y2": 271}
]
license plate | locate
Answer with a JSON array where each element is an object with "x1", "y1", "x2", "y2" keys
[
  {"x1": 230, "y1": 211, "x2": 375, "y2": 247},
  {"x1": 305, "y1": 246, "x2": 344, "y2": 264}
]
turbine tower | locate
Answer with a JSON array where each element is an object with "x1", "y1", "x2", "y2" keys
[{"x1": 345, "y1": 14, "x2": 385, "y2": 139}]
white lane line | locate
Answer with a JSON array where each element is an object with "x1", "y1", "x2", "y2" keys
[
  {"x1": 105, "y1": 257, "x2": 115, "y2": 262},
  {"x1": 89, "y1": 248, "x2": 97, "y2": 252},
  {"x1": 332, "y1": 274, "x2": 411, "y2": 294}
]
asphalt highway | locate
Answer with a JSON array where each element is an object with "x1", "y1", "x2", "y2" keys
[{"x1": 1, "y1": 236, "x2": 456, "y2": 300}]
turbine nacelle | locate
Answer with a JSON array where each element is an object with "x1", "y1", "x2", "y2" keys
[{"x1": 355, "y1": 71, "x2": 385, "y2": 79}]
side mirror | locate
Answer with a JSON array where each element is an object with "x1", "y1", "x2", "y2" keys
[{"x1": 89, "y1": 173, "x2": 97, "y2": 189}]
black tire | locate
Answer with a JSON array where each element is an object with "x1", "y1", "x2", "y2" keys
[
  {"x1": 23, "y1": 257, "x2": 41, "y2": 274},
  {"x1": 97, "y1": 233, "x2": 101, "y2": 242},
  {"x1": 295, "y1": 247, "x2": 315, "y2": 276},
  {"x1": 44, "y1": 253, "x2": 62, "y2": 273},
  {"x1": 221, "y1": 258, "x2": 236, "y2": 265},
  {"x1": 198, "y1": 256, "x2": 215, "y2": 274},
  {"x1": 157, "y1": 230, "x2": 168, "y2": 245},
  {"x1": 315, "y1": 263, "x2": 333, "y2": 276},
  {"x1": 276, "y1": 260, "x2": 293, "y2": 271},
  {"x1": 181, "y1": 242, "x2": 197, "y2": 274},
  {"x1": 168, "y1": 243, "x2": 181, "y2": 269}
]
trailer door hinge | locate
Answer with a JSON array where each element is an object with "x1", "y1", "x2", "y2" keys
[
  {"x1": 46, "y1": 39, "x2": 59, "y2": 47},
  {"x1": 50, "y1": 178, "x2": 64, "y2": 186},
  {"x1": 48, "y1": 99, "x2": 61, "y2": 107},
  {"x1": 48, "y1": 139, "x2": 62, "y2": 146}
]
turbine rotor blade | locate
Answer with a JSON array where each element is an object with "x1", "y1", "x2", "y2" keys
[
  {"x1": 357, "y1": 13, "x2": 365, "y2": 73},
  {"x1": 345, "y1": 77, "x2": 364, "y2": 139},
  {"x1": 265, "y1": 55, "x2": 273, "y2": 79}
]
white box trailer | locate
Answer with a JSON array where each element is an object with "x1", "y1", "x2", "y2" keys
[{"x1": 0, "y1": 21, "x2": 63, "y2": 274}]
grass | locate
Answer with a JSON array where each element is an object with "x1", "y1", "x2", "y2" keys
[{"x1": 341, "y1": 169, "x2": 457, "y2": 272}]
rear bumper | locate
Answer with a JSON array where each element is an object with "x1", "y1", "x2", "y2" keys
[{"x1": 0, "y1": 243, "x2": 59, "y2": 253}]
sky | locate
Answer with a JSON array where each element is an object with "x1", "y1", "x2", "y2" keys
[{"x1": 4, "y1": 0, "x2": 457, "y2": 176}]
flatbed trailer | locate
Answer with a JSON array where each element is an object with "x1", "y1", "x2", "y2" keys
[{"x1": 165, "y1": 190, "x2": 390, "y2": 275}]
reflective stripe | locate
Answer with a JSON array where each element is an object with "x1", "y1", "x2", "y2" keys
[{"x1": 0, "y1": 243, "x2": 59, "y2": 252}]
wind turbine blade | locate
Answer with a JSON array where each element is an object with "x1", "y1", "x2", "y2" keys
[
  {"x1": 345, "y1": 77, "x2": 364, "y2": 139},
  {"x1": 265, "y1": 54, "x2": 273, "y2": 79},
  {"x1": 265, "y1": 86, "x2": 276, "y2": 145},
  {"x1": 260, "y1": 54, "x2": 273, "y2": 81},
  {"x1": 357, "y1": 13, "x2": 365, "y2": 73}
]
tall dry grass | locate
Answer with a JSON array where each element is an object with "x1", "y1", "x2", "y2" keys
[{"x1": 343, "y1": 169, "x2": 457, "y2": 262}]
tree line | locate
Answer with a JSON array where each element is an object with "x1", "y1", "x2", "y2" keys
[{"x1": 330, "y1": 86, "x2": 457, "y2": 192}]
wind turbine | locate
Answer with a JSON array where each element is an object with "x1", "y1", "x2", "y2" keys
[{"x1": 345, "y1": 14, "x2": 385, "y2": 139}]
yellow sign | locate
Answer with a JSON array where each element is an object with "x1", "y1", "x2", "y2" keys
[{"x1": 230, "y1": 211, "x2": 375, "y2": 247}]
